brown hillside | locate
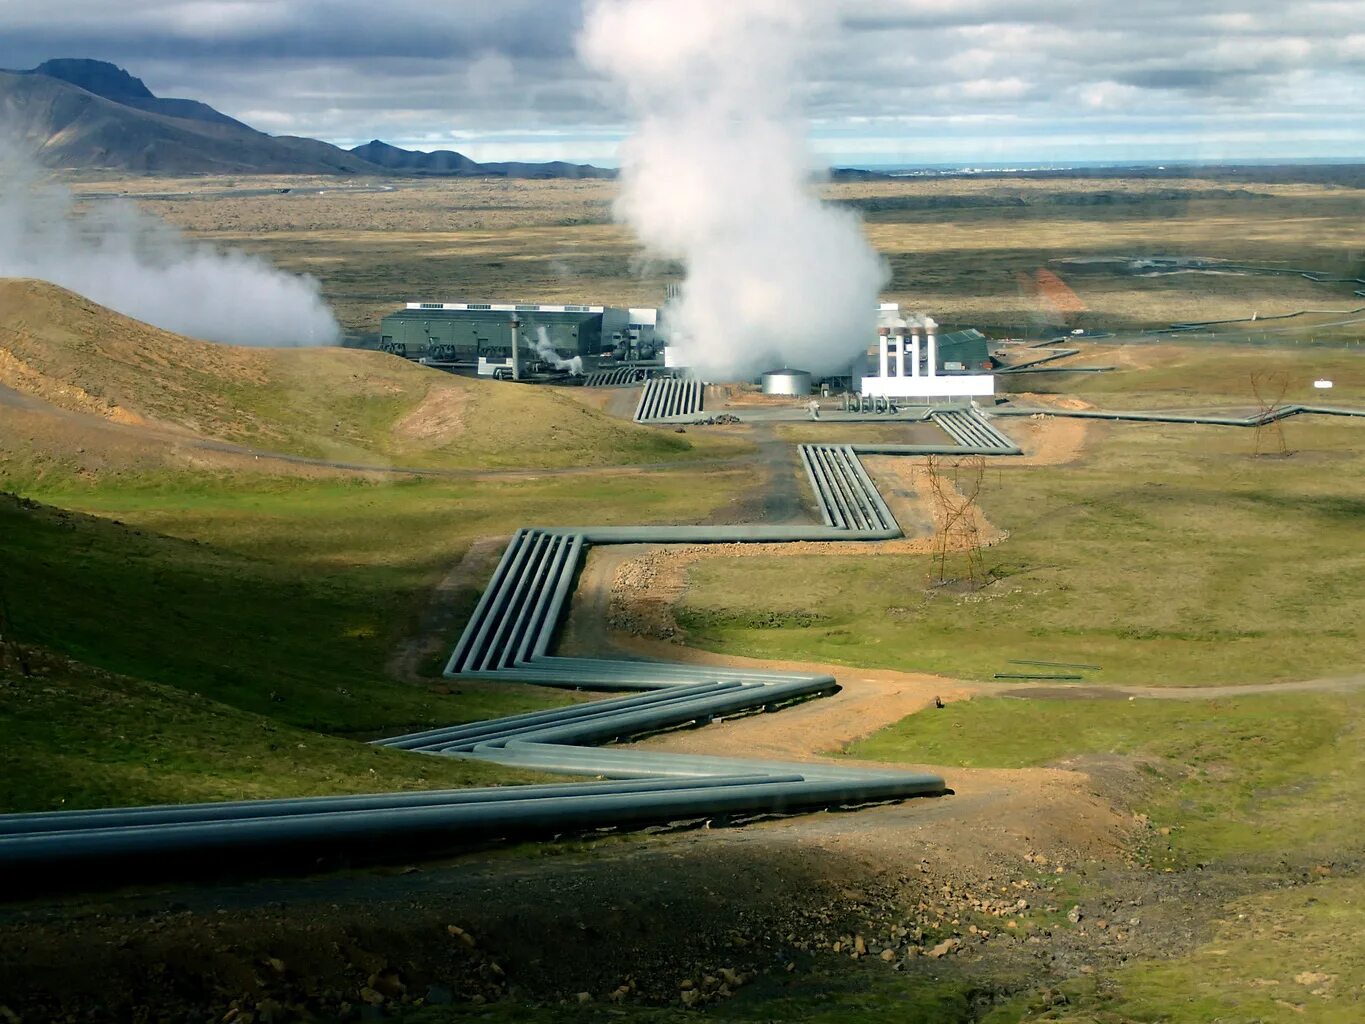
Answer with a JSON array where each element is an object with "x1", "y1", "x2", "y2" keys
[{"x1": 0, "y1": 279, "x2": 707, "y2": 469}]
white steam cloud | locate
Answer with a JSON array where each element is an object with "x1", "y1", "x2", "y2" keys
[
  {"x1": 579, "y1": 0, "x2": 888, "y2": 380},
  {"x1": 0, "y1": 150, "x2": 341, "y2": 347},
  {"x1": 532, "y1": 325, "x2": 584, "y2": 375}
]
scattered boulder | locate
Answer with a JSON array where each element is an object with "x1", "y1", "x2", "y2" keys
[
  {"x1": 926, "y1": 938, "x2": 960, "y2": 959},
  {"x1": 446, "y1": 924, "x2": 477, "y2": 949}
]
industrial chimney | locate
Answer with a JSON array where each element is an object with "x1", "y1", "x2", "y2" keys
[{"x1": 510, "y1": 317, "x2": 522, "y2": 381}]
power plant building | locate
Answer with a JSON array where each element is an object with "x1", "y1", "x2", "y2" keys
[
  {"x1": 855, "y1": 314, "x2": 995, "y2": 400},
  {"x1": 380, "y1": 302, "x2": 659, "y2": 371}
]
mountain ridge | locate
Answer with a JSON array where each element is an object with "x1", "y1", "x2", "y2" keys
[
  {"x1": 2, "y1": 58, "x2": 613, "y2": 178},
  {"x1": 350, "y1": 138, "x2": 614, "y2": 179}
]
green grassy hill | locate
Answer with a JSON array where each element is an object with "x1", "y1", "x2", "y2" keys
[
  {"x1": 0, "y1": 457, "x2": 745, "y2": 812},
  {"x1": 0, "y1": 277, "x2": 754, "y2": 812},
  {"x1": 0, "y1": 492, "x2": 569, "y2": 811}
]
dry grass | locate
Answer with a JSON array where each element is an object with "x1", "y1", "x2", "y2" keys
[
  {"x1": 0, "y1": 278, "x2": 744, "y2": 469},
  {"x1": 64, "y1": 172, "x2": 1364, "y2": 338}
]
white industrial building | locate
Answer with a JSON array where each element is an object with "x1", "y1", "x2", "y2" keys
[{"x1": 855, "y1": 307, "x2": 995, "y2": 400}]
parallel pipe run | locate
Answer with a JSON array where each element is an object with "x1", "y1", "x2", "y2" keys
[
  {"x1": 0, "y1": 774, "x2": 792, "y2": 836},
  {"x1": 583, "y1": 367, "x2": 649, "y2": 388},
  {"x1": 0, "y1": 410, "x2": 1035, "y2": 873},
  {"x1": 401, "y1": 431, "x2": 1030, "y2": 826},
  {"x1": 992, "y1": 404, "x2": 1365, "y2": 427},
  {"x1": 634, "y1": 377, "x2": 705, "y2": 422},
  {"x1": 0, "y1": 773, "x2": 945, "y2": 868},
  {"x1": 5, "y1": 395, "x2": 1354, "y2": 874}
]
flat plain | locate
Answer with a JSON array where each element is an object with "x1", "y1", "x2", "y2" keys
[{"x1": 68, "y1": 170, "x2": 1365, "y2": 338}]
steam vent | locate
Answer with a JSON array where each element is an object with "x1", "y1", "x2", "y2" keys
[{"x1": 761, "y1": 368, "x2": 812, "y2": 396}]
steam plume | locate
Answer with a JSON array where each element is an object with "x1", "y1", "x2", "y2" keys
[
  {"x1": 0, "y1": 149, "x2": 341, "y2": 347},
  {"x1": 533, "y1": 325, "x2": 584, "y2": 375},
  {"x1": 578, "y1": 0, "x2": 887, "y2": 380}
]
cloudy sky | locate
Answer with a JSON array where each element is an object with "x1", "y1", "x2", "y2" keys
[{"x1": 2, "y1": 0, "x2": 1363, "y2": 166}]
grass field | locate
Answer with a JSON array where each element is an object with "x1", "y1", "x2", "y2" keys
[
  {"x1": 1035, "y1": 343, "x2": 1365, "y2": 409},
  {"x1": 842, "y1": 688, "x2": 1365, "y2": 1023},
  {"x1": 436, "y1": 686, "x2": 1365, "y2": 1023},
  {"x1": 676, "y1": 404, "x2": 1365, "y2": 686},
  {"x1": 0, "y1": 655, "x2": 553, "y2": 813},
  {"x1": 78, "y1": 174, "x2": 1365, "y2": 339},
  {"x1": 0, "y1": 459, "x2": 746, "y2": 811},
  {"x1": 851, "y1": 693, "x2": 1365, "y2": 871}
]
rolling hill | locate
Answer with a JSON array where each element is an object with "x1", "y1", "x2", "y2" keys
[
  {"x1": 1, "y1": 58, "x2": 612, "y2": 178},
  {"x1": 0, "y1": 277, "x2": 708, "y2": 469}
]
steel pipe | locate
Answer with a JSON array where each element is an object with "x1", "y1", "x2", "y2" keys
[{"x1": 0, "y1": 405, "x2": 1040, "y2": 875}]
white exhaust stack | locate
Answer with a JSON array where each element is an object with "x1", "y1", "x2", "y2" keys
[
  {"x1": 925, "y1": 318, "x2": 938, "y2": 378},
  {"x1": 878, "y1": 326, "x2": 890, "y2": 379},
  {"x1": 893, "y1": 327, "x2": 906, "y2": 377},
  {"x1": 510, "y1": 317, "x2": 521, "y2": 381},
  {"x1": 910, "y1": 328, "x2": 921, "y2": 378}
]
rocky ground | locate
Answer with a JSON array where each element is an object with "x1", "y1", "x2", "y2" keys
[{"x1": 0, "y1": 781, "x2": 1220, "y2": 1023}]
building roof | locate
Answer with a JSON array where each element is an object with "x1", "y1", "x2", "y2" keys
[
  {"x1": 382, "y1": 307, "x2": 602, "y2": 325},
  {"x1": 404, "y1": 302, "x2": 606, "y2": 313}
]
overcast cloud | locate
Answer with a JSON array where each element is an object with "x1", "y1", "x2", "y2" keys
[{"x1": 1, "y1": 0, "x2": 1362, "y2": 164}]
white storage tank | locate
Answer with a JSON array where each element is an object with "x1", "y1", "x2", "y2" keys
[{"x1": 761, "y1": 367, "x2": 812, "y2": 396}]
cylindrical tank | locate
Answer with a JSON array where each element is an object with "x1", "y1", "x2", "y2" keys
[{"x1": 761, "y1": 368, "x2": 812, "y2": 396}]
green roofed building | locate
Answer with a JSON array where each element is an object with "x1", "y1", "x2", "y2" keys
[{"x1": 935, "y1": 328, "x2": 993, "y2": 372}]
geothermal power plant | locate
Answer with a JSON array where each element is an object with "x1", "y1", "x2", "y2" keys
[{"x1": 376, "y1": 297, "x2": 1000, "y2": 409}]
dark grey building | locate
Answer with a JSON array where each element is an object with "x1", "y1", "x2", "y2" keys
[{"x1": 379, "y1": 302, "x2": 657, "y2": 369}]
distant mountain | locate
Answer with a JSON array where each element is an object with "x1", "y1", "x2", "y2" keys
[
  {"x1": 350, "y1": 139, "x2": 481, "y2": 174},
  {"x1": 26, "y1": 58, "x2": 153, "y2": 101},
  {"x1": 351, "y1": 139, "x2": 615, "y2": 180},
  {"x1": 1, "y1": 58, "x2": 615, "y2": 179},
  {"x1": 20, "y1": 57, "x2": 246, "y2": 130},
  {"x1": 1, "y1": 59, "x2": 379, "y2": 174}
]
